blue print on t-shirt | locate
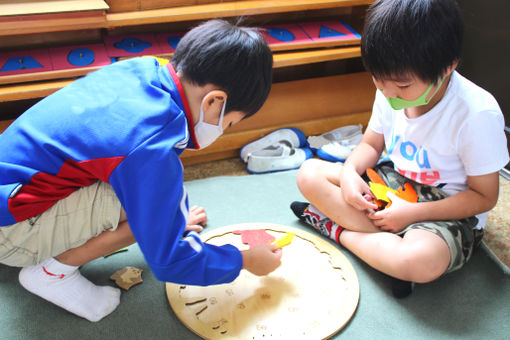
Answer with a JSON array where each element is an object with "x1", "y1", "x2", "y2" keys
[{"x1": 389, "y1": 134, "x2": 431, "y2": 169}]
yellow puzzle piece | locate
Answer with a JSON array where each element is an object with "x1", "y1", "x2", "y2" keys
[
  {"x1": 369, "y1": 182, "x2": 398, "y2": 203},
  {"x1": 144, "y1": 55, "x2": 169, "y2": 66},
  {"x1": 272, "y1": 232, "x2": 295, "y2": 249}
]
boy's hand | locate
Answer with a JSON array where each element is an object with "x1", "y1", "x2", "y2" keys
[
  {"x1": 186, "y1": 205, "x2": 207, "y2": 232},
  {"x1": 340, "y1": 166, "x2": 379, "y2": 212},
  {"x1": 241, "y1": 244, "x2": 282, "y2": 276},
  {"x1": 366, "y1": 192, "x2": 415, "y2": 233}
]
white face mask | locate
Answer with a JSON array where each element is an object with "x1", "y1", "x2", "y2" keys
[{"x1": 194, "y1": 97, "x2": 226, "y2": 149}]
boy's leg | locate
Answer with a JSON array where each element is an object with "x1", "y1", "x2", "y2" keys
[
  {"x1": 19, "y1": 212, "x2": 134, "y2": 322},
  {"x1": 296, "y1": 159, "x2": 379, "y2": 233},
  {"x1": 9, "y1": 182, "x2": 134, "y2": 322},
  {"x1": 54, "y1": 208, "x2": 134, "y2": 266},
  {"x1": 340, "y1": 228, "x2": 450, "y2": 283}
]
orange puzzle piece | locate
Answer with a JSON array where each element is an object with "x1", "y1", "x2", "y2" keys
[{"x1": 366, "y1": 168, "x2": 418, "y2": 209}]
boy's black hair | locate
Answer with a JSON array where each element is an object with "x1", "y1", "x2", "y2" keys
[
  {"x1": 361, "y1": 0, "x2": 463, "y2": 84},
  {"x1": 171, "y1": 19, "x2": 273, "y2": 118}
]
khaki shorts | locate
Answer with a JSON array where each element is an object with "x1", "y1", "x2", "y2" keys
[{"x1": 0, "y1": 181, "x2": 122, "y2": 267}]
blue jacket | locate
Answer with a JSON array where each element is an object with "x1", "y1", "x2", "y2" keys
[{"x1": 0, "y1": 57, "x2": 242, "y2": 285}]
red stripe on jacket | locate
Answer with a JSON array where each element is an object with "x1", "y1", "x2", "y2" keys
[{"x1": 8, "y1": 156, "x2": 125, "y2": 223}]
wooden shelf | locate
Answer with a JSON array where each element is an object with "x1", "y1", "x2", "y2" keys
[
  {"x1": 0, "y1": 46, "x2": 361, "y2": 102},
  {"x1": 0, "y1": 0, "x2": 109, "y2": 16},
  {"x1": 106, "y1": 0, "x2": 373, "y2": 27},
  {"x1": 274, "y1": 46, "x2": 360, "y2": 68},
  {"x1": 0, "y1": 0, "x2": 108, "y2": 36},
  {"x1": 0, "y1": 79, "x2": 73, "y2": 102},
  {"x1": 0, "y1": 66, "x2": 101, "y2": 86},
  {"x1": 0, "y1": 11, "x2": 106, "y2": 36}
]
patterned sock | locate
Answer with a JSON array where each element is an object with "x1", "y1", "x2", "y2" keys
[
  {"x1": 18, "y1": 258, "x2": 121, "y2": 322},
  {"x1": 290, "y1": 201, "x2": 344, "y2": 245}
]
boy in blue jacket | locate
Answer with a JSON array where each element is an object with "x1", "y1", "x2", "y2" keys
[
  {"x1": 0, "y1": 19, "x2": 281, "y2": 321},
  {"x1": 291, "y1": 0, "x2": 508, "y2": 297}
]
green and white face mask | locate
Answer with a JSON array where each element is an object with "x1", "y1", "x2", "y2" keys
[{"x1": 381, "y1": 77, "x2": 445, "y2": 110}]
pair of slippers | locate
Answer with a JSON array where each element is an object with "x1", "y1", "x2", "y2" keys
[
  {"x1": 308, "y1": 124, "x2": 390, "y2": 164},
  {"x1": 239, "y1": 128, "x2": 312, "y2": 174},
  {"x1": 240, "y1": 125, "x2": 389, "y2": 174}
]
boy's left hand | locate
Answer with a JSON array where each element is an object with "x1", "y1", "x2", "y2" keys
[
  {"x1": 366, "y1": 192, "x2": 415, "y2": 233},
  {"x1": 186, "y1": 205, "x2": 207, "y2": 233}
]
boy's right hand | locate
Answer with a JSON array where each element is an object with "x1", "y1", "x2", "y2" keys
[
  {"x1": 241, "y1": 244, "x2": 282, "y2": 276},
  {"x1": 340, "y1": 165, "x2": 379, "y2": 212}
]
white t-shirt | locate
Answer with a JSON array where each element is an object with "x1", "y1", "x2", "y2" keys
[{"x1": 368, "y1": 71, "x2": 509, "y2": 229}]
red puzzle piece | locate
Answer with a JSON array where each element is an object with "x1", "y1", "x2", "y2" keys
[
  {"x1": 0, "y1": 49, "x2": 52, "y2": 76},
  {"x1": 299, "y1": 20, "x2": 361, "y2": 41},
  {"x1": 233, "y1": 229, "x2": 275, "y2": 248},
  {"x1": 103, "y1": 33, "x2": 162, "y2": 57},
  {"x1": 156, "y1": 32, "x2": 185, "y2": 53},
  {"x1": 50, "y1": 44, "x2": 111, "y2": 70},
  {"x1": 261, "y1": 24, "x2": 312, "y2": 47}
]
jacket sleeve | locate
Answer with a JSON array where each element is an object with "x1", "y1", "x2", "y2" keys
[{"x1": 109, "y1": 130, "x2": 243, "y2": 285}]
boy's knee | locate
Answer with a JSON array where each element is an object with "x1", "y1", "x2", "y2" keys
[
  {"x1": 296, "y1": 159, "x2": 322, "y2": 191},
  {"x1": 397, "y1": 247, "x2": 448, "y2": 283}
]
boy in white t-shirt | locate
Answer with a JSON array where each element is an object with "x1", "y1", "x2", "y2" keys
[{"x1": 290, "y1": 0, "x2": 509, "y2": 297}]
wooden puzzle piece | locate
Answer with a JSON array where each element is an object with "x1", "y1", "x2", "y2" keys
[
  {"x1": 232, "y1": 229, "x2": 275, "y2": 248},
  {"x1": 367, "y1": 168, "x2": 418, "y2": 209},
  {"x1": 103, "y1": 33, "x2": 162, "y2": 57},
  {"x1": 50, "y1": 44, "x2": 111, "y2": 70},
  {"x1": 271, "y1": 232, "x2": 295, "y2": 249},
  {"x1": 369, "y1": 181, "x2": 397, "y2": 204},
  {"x1": 261, "y1": 24, "x2": 312, "y2": 47},
  {"x1": 156, "y1": 32, "x2": 185, "y2": 53},
  {"x1": 0, "y1": 49, "x2": 52, "y2": 76},
  {"x1": 150, "y1": 56, "x2": 169, "y2": 66},
  {"x1": 366, "y1": 167, "x2": 385, "y2": 185},
  {"x1": 110, "y1": 266, "x2": 143, "y2": 290},
  {"x1": 299, "y1": 20, "x2": 361, "y2": 41}
]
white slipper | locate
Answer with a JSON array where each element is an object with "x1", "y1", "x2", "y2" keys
[
  {"x1": 307, "y1": 124, "x2": 363, "y2": 151},
  {"x1": 246, "y1": 143, "x2": 313, "y2": 174},
  {"x1": 316, "y1": 133, "x2": 363, "y2": 162},
  {"x1": 240, "y1": 128, "x2": 307, "y2": 163},
  {"x1": 317, "y1": 139, "x2": 391, "y2": 164}
]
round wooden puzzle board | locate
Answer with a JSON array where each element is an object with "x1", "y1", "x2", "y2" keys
[{"x1": 166, "y1": 223, "x2": 359, "y2": 340}]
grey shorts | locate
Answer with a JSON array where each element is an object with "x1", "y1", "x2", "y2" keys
[
  {"x1": 0, "y1": 181, "x2": 122, "y2": 267},
  {"x1": 365, "y1": 163, "x2": 482, "y2": 274}
]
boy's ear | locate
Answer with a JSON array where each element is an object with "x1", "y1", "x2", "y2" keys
[
  {"x1": 202, "y1": 90, "x2": 227, "y2": 112},
  {"x1": 445, "y1": 60, "x2": 459, "y2": 76}
]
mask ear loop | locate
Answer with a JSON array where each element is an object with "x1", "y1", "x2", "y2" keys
[
  {"x1": 217, "y1": 98, "x2": 226, "y2": 129},
  {"x1": 198, "y1": 96, "x2": 207, "y2": 124},
  {"x1": 198, "y1": 96, "x2": 227, "y2": 127},
  {"x1": 424, "y1": 77, "x2": 445, "y2": 103}
]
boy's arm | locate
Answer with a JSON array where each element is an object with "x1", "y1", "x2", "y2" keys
[
  {"x1": 109, "y1": 136, "x2": 245, "y2": 285},
  {"x1": 368, "y1": 172, "x2": 500, "y2": 232},
  {"x1": 343, "y1": 127, "x2": 385, "y2": 175},
  {"x1": 340, "y1": 127, "x2": 384, "y2": 211}
]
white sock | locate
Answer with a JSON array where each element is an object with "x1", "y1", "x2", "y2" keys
[{"x1": 19, "y1": 258, "x2": 121, "y2": 322}]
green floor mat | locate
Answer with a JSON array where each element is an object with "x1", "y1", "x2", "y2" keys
[{"x1": 1, "y1": 170, "x2": 508, "y2": 339}]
